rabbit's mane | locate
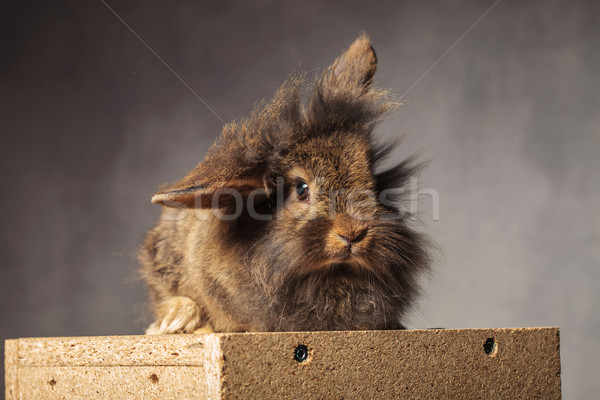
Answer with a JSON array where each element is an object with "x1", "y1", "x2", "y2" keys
[{"x1": 200, "y1": 68, "x2": 406, "y2": 190}]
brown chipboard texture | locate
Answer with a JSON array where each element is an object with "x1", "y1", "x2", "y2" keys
[{"x1": 5, "y1": 327, "x2": 561, "y2": 399}]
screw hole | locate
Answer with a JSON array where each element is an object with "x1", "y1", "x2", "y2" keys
[
  {"x1": 483, "y1": 337, "x2": 496, "y2": 355},
  {"x1": 294, "y1": 344, "x2": 309, "y2": 362},
  {"x1": 149, "y1": 373, "x2": 159, "y2": 384}
]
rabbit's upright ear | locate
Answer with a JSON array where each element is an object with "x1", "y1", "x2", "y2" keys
[
  {"x1": 151, "y1": 164, "x2": 266, "y2": 209},
  {"x1": 325, "y1": 33, "x2": 377, "y2": 91},
  {"x1": 306, "y1": 33, "x2": 393, "y2": 134}
]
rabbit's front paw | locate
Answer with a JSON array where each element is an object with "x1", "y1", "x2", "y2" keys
[
  {"x1": 145, "y1": 296, "x2": 203, "y2": 335},
  {"x1": 193, "y1": 322, "x2": 215, "y2": 334}
]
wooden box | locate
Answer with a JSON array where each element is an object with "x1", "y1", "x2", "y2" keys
[{"x1": 5, "y1": 327, "x2": 561, "y2": 399}]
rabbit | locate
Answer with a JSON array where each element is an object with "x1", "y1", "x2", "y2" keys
[{"x1": 140, "y1": 33, "x2": 432, "y2": 334}]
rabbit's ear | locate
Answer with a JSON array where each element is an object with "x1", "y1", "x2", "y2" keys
[
  {"x1": 151, "y1": 171, "x2": 266, "y2": 209},
  {"x1": 326, "y1": 33, "x2": 377, "y2": 90},
  {"x1": 305, "y1": 34, "x2": 393, "y2": 134}
]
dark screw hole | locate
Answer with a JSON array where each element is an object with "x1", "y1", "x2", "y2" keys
[
  {"x1": 294, "y1": 344, "x2": 309, "y2": 362},
  {"x1": 483, "y1": 337, "x2": 495, "y2": 355},
  {"x1": 149, "y1": 373, "x2": 159, "y2": 384}
]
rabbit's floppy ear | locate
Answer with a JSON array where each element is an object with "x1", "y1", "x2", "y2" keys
[
  {"x1": 151, "y1": 151, "x2": 268, "y2": 209},
  {"x1": 151, "y1": 178, "x2": 265, "y2": 209},
  {"x1": 323, "y1": 33, "x2": 377, "y2": 92}
]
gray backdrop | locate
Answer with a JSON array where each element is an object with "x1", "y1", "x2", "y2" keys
[{"x1": 1, "y1": 0, "x2": 598, "y2": 397}]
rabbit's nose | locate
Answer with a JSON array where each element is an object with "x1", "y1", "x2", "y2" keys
[{"x1": 335, "y1": 228, "x2": 368, "y2": 245}]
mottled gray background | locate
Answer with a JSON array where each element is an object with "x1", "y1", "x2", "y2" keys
[{"x1": 1, "y1": 0, "x2": 599, "y2": 397}]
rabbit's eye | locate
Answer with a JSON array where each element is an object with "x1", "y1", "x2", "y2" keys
[{"x1": 296, "y1": 182, "x2": 310, "y2": 202}]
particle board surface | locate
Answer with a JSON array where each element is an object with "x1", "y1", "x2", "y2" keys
[{"x1": 5, "y1": 327, "x2": 561, "y2": 399}]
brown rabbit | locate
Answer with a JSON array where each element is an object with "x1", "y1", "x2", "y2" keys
[{"x1": 140, "y1": 34, "x2": 431, "y2": 334}]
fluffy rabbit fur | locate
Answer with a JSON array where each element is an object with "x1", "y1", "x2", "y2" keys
[{"x1": 140, "y1": 34, "x2": 431, "y2": 334}]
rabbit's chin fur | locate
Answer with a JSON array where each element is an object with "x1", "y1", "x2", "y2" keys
[
  {"x1": 140, "y1": 34, "x2": 432, "y2": 334},
  {"x1": 248, "y1": 215, "x2": 429, "y2": 331}
]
